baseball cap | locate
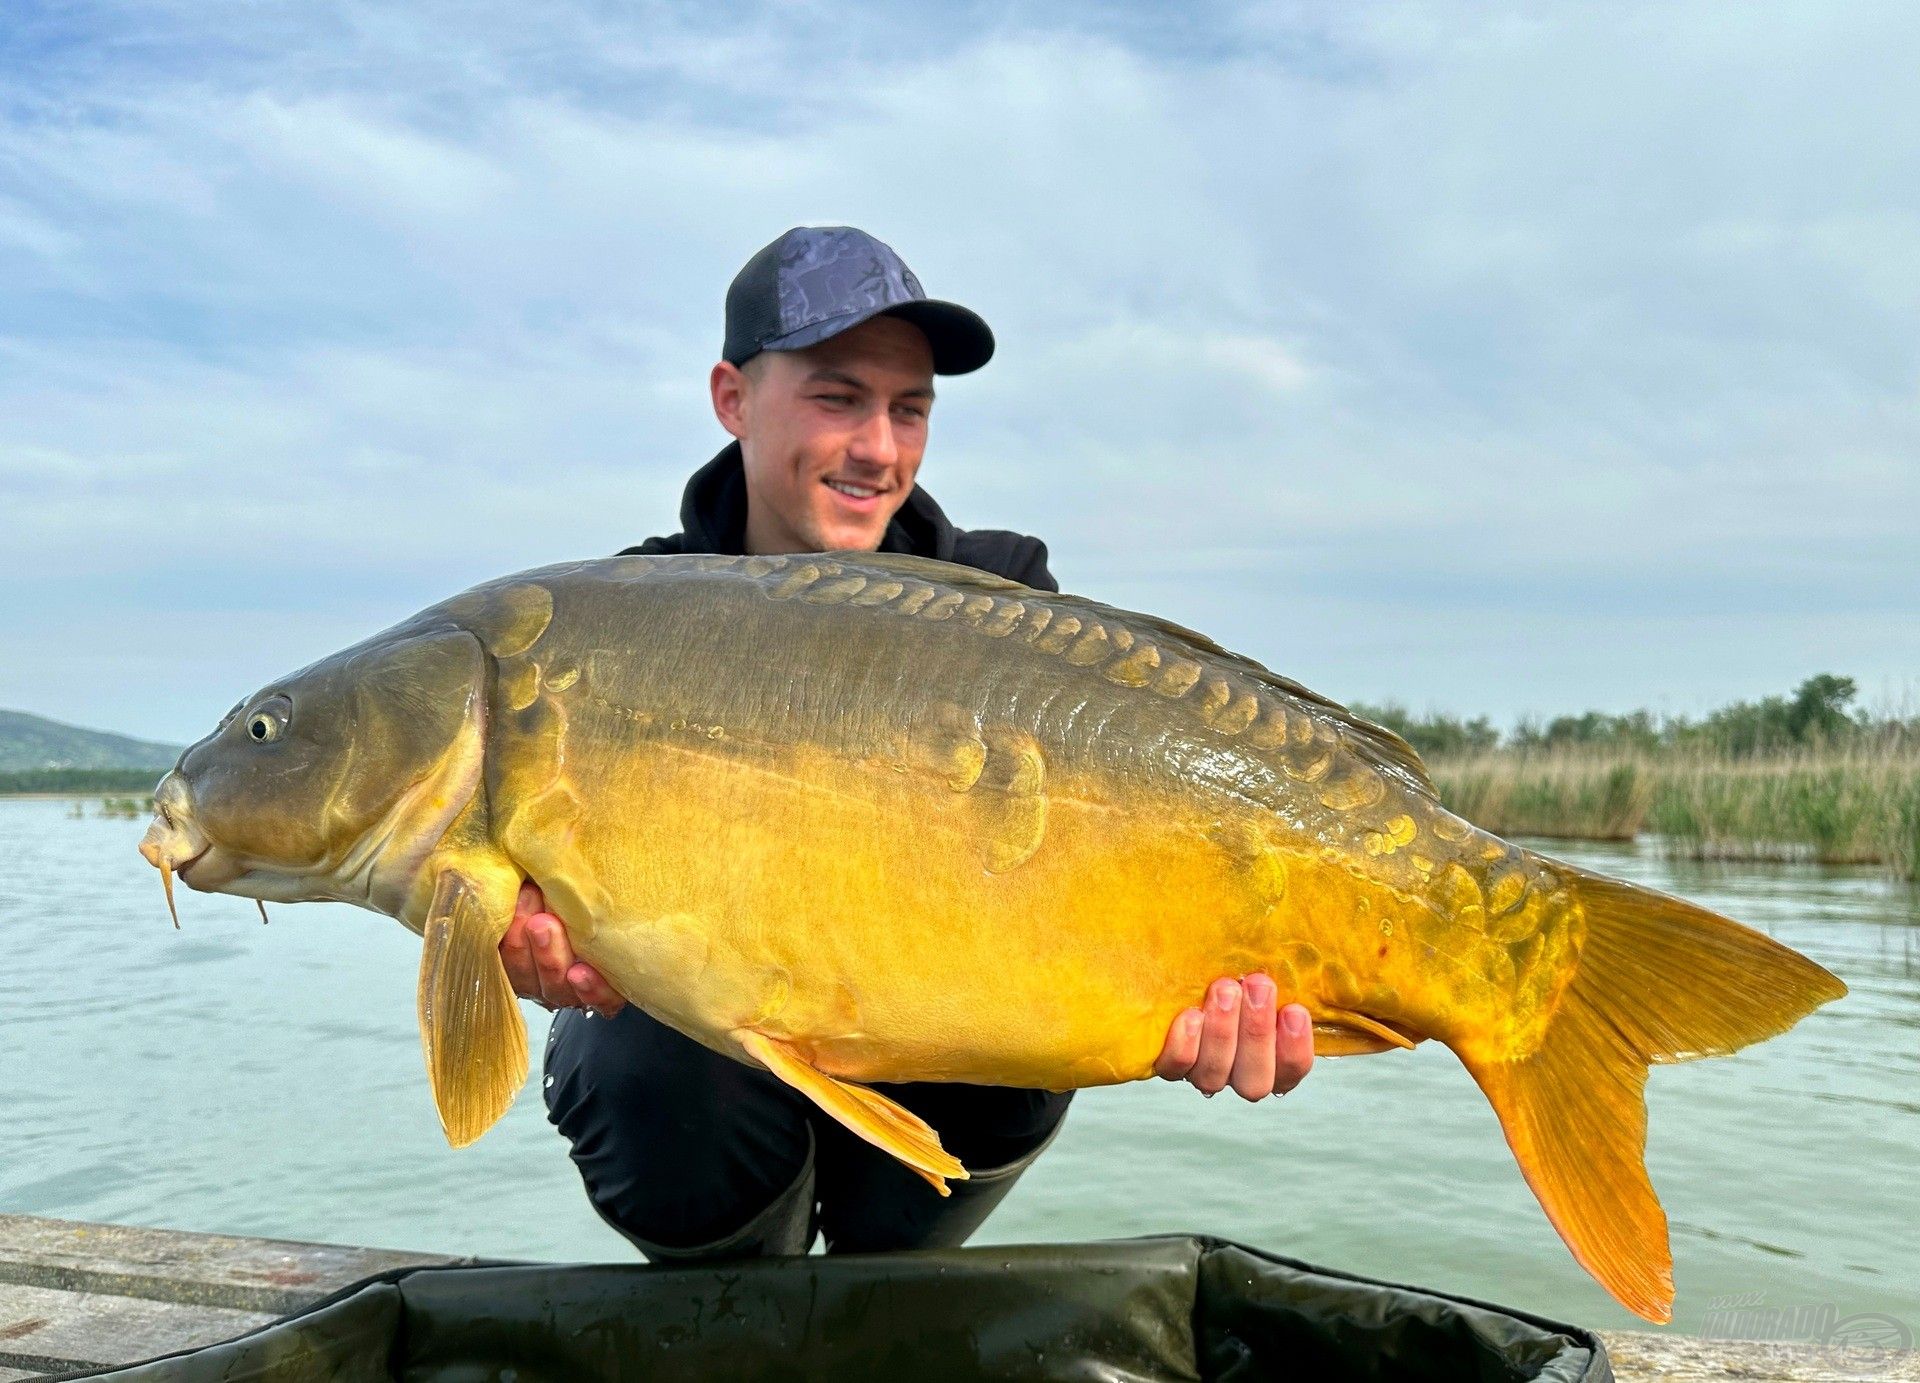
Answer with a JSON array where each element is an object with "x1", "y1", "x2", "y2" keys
[{"x1": 723, "y1": 225, "x2": 995, "y2": 375}]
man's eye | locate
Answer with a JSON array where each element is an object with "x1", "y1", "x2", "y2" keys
[
  {"x1": 893, "y1": 406, "x2": 927, "y2": 421},
  {"x1": 816, "y1": 394, "x2": 853, "y2": 406}
]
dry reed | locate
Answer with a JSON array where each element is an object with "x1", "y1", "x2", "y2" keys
[{"x1": 1428, "y1": 745, "x2": 1920, "y2": 881}]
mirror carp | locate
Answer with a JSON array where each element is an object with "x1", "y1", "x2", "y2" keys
[{"x1": 139, "y1": 551, "x2": 1845, "y2": 1322}]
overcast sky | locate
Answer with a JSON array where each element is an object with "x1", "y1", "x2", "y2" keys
[{"x1": 3, "y1": 0, "x2": 1916, "y2": 744}]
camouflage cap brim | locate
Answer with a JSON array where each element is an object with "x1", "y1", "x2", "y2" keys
[{"x1": 759, "y1": 298, "x2": 995, "y2": 375}]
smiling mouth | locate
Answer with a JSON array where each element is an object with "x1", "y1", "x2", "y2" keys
[{"x1": 824, "y1": 478, "x2": 889, "y2": 502}]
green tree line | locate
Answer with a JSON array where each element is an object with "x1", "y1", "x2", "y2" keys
[
  {"x1": 0, "y1": 767, "x2": 166, "y2": 794},
  {"x1": 1356, "y1": 674, "x2": 1906, "y2": 760}
]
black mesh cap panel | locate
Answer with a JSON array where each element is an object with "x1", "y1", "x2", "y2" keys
[{"x1": 721, "y1": 225, "x2": 994, "y2": 375}]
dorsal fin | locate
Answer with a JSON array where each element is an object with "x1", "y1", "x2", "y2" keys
[
  {"x1": 833, "y1": 550, "x2": 1029, "y2": 593},
  {"x1": 825, "y1": 551, "x2": 1438, "y2": 796}
]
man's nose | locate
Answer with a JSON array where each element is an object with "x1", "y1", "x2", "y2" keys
[{"x1": 845, "y1": 407, "x2": 898, "y2": 467}]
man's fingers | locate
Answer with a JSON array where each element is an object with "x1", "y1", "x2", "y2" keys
[
  {"x1": 505, "y1": 884, "x2": 609, "y2": 1016},
  {"x1": 1152, "y1": 981, "x2": 1315, "y2": 1100},
  {"x1": 499, "y1": 916, "x2": 540, "y2": 999},
  {"x1": 1273, "y1": 1003, "x2": 1314, "y2": 1095},
  {"x1": 1153, "y1": 1008, "x2": 1204, "y2": 1079},
  {"x1": 568, "y1": 963, "x2": 627, "y2": 1019},
  {"x1": 1228, "y1": 973, "x2": 1278, "y2": 1100},
  {"x1": 529, "y1": 915, "x2": 578, "y2": 1007},
  {"x1": 1186, "y1": 979, "x2": 1242, "y2": 1095},
  {"x1": 500, "y1": 883, "x2": 551, "y2": 1003}
]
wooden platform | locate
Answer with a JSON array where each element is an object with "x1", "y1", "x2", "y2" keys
[
  {"x1": 1600, "y1": 1330, "x2": 1920, "y2": 1383},
  {"x1": 0, "y1": 1214, "x2": 1912, "y2": 1379},
  {"x1": 0, "y1": 1215, "x2": 464, "y2": 1378}
]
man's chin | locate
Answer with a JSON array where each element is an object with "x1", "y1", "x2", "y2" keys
[{"x1": 807, "y1": 518, "x2": 892, "y2": 553}]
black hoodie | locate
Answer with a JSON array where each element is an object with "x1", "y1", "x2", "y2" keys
[{"x1": 621, "y1": 442, "x2": 1058, "y2": 592}]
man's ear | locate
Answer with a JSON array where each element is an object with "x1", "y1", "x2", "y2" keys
[
  {"x1": 710, "y1": 359, "x2": 750, "y2": 440},
  {"x1": 712, "y1": 356, "x2": 774, "y2": 440}
]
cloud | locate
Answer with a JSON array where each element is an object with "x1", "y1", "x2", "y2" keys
[{"x1": 2, "y1": 1, "x2": 1917, "y2": 738}]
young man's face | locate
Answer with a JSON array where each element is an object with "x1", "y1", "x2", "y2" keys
[{"x1": 713, "y1": 314, "x2": 937, "y2": 555}]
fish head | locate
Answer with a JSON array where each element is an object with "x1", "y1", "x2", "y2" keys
[{"x1": 140, "y1": 627, "x2": 490, "y2": 917}]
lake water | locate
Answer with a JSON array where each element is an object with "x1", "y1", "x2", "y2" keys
[{"x1": 1, "y1": 796, "x2": 1913, "y2": 1334}]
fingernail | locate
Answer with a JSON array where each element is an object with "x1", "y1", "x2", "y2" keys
[
  {"x1": 1186, "y1": 1012, "x2": 1204, "y2": 1040},
  {"x1": 1282, "y1": 1005, "x2": 1309, "y2": 1037},
  {"x1": 531, "y1": 921, "x2": 551, "y2": 946},
  {"x1": 1245, "y1": 978, "x2": 1272, "y2": 1009},
  {"x1": 568, "y1": 964, "x2": 590, "y2": 986},
  {"x1": 1211, "y1": 982, "x2": 1239, "y2": 1012}
]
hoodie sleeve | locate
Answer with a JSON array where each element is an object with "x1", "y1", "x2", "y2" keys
[{"x1": 1009, "y1": 536, "x2": 1058, "y2": 593}]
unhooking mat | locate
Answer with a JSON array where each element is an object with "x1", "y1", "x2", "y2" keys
[{"x1": 59, "y1": 1235, "x2": 1613, "y2": 1381}]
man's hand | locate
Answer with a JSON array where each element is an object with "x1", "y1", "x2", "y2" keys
[
  {"x1": 1153, "y1": 974, "x2": 1313, "y2": 1100},
  {"x1": 499, "y1": 881, "x2": 628, "y2": 1019}
]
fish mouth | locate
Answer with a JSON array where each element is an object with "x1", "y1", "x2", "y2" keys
[
  {"x1": 174, "y1": 844, "x2": 210, "y2": 880},
  {"x1": 141, "y1": 832, "x2": 210, "y2": 930},
  {"x1": 140, "y1": 774, "x2": 213, "y2": 928}
]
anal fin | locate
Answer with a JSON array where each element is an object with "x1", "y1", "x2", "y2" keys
[
  {"x1": 1315, "y1": 1008, "x2": 1420, "y2": 1056},
  {"x1": 418, "y1": 868, "x2": 527, "y2": 1148},
  {"x1": 736, "y1": 1030, "x2": 968, "y2": 1195}
]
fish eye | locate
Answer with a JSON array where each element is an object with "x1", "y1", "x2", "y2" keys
[{"x1": 245, "y1": 697, "x2": 292, "y2": 744}]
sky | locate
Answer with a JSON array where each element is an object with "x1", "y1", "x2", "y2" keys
[{"x1": 2, "y1": 0, "x2": 1917, "y2": 744}]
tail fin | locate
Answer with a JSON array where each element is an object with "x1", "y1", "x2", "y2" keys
[{"x1": 1463, "y1": 866, "x2": 1846, "y2": 1323}]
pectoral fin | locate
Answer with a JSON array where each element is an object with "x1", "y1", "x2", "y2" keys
[
  {"x1": 735, "y1": 1030, "x2": 968, "y2": 1195},
  {"x1": 418, "y1": 868, "x2": 527, "y2": 1147}
]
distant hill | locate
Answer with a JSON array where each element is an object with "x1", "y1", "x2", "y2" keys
[{"x1": 0, "y1": 709, "x2": 183, "y2": 772}]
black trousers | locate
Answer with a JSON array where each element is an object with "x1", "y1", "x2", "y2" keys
[{"x1": 543, "y1": 1004, "x2": 1074, "y2": 1262}]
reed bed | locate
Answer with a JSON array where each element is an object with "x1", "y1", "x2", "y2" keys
[
  {"x1": 1429, "y1": 751, "x2": 1654, "y2": 841},
  {"x1": 1648, "y1": 747, "x2": 1920, "y2": 878},
  {"x1": 1429, "y1": 747, "x2": 1920, "y2": 881}
]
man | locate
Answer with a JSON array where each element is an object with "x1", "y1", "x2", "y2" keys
[{"x1": 502, "y1": 226, "x2": 1314, "y2": 1262}]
